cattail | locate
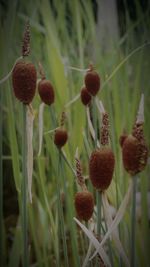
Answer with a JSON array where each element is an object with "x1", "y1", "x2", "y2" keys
[
  {"x1": 38, "y1": 79, "x2": 55, "y2": 105},
  {"x1": 74, "y1": 191, "x2": 94, "y2": 221},
  {"x1": 119, "y1": 133, "x2": 128, "y2": 147},
  {"x1": 80, "y1": 87, "x2": 91, "y2": 105},
  {"x1": 122, "y1": 134, "x2": 148, "y2": 176},
  {"x1": 100, "y1": 112, "x2": 109, "y2": 146},
  {"x1": 22, "y1": 20, "x2": 30, "y2": 57},
  {"x1": 54, "y1": 129, "x2": 68, "y2": 148},
  {"x1": 89, "y1": 147, "x2": 115, "y2": 191},
  {"x1": 84, "y1": 65, "x2": 100, "y2": 96},
  {"x1": 12, "y1": 61, "x2": 37, "y2": 104}
]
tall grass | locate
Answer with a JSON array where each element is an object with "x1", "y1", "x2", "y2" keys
[{"x1": 0, "y1": 0, "x2": 150, "y2": 266}]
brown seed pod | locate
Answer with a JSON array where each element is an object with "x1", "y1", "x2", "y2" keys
[
  {"x1": 12, "y1": 61, "x2": 37, "y2": 104},
  {"x1": 38, "y1": 79, "x2": 55, "y2": 105},
  {"x1": 84, "y1": 69, "x2": 100, "y2": 96},
  {"x1": 80, "y1": 87, "x2": 91, "y2": 105},
  {"x1": 54, "y1": 129, "x2": 68, "y2": 148},
  {"x1": 122, "y1": 134, "x2": 148, "y2": 176},
  {"x1": 74, "y1": 191, "x2": 94, "y2": 221},
  {"x1": 89, "y1": 147, "x2": 115, "y2": 191}
]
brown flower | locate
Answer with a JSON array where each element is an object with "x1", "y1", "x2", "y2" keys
[
  {"x1": 54, "y1": 129, "x2": 68, "y2": 148},
  {"x1": 38, "y1": 79, "x2": 55, "y2": 105},
  {"x1": 89, "y1": 147, "x2": 115, "y2": 191},
  {"x1": 84, "y1": 69, "x2": 100, "y2": 96},
  {"x1": 74, "y1": 191, "x2": 94, "y2": 221},
  {"x1": 80, "y1": 87, "x2": 91, "y2": 105},
  {"x1": 12, "y1": 61, "x2": 37, "y2": 104},
  {"x1": 122, "y1": 134, "x2": 148, "y2": 175}
]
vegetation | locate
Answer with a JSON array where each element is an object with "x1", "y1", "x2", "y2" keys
[{"x1": 0, "y1": 1, "x2": 150, "y2": 266}]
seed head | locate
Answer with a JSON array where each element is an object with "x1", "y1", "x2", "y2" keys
[
  {"x1": 60, "y1": 111, "x2": 66, "y2": 127},
  {"x1": 89, "y1": 147, "x2": 115, "y2": 191},
  {"x1": 84, "y1": 66, "x2": 100, "y2": 96},
  {"x1": 12, "y1": 61, "x2": 37, "y2": 104},
  {"x1": 22, "y1": 20, "x2": 30, "y2": 57},
  {"x1": 119, "y1": 133, "x2": 128, "y2": 147},
  {"x1": 132, "y1": 122, "x2": 144, "y2": 142},
  {"x1": 80, "y1": 87, "x2": 91, "y2": 105},
  {"x1": 100, "y1": 112, "x2": 109, "y2": 146},
  {"x1": 54, "y1": 129, "x2": 68, "y2": 148},
  {"x1": 122, "y1": 134, "x2": 148, "y2": 175},
  {"x1": 38, "y1": 79, "x2": 55, "y2": 105},
  {"x1": 74, "y1": 191, "x2": 94, "y2": 221},
  {"x1": 75, "y1": 156, "x2": 86, "y2": 190}
]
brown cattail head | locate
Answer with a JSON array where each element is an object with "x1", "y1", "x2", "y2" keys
[
  {"x1": 122, "y1": 129, "x2": 148, "y2": 176},
  {"x1": 84, "y1": 65, "x2": 100, "y2": 96},
  {"x1": 12, "y1": 61, "x2": 37, "y2": 104},
  {"x1": 38, "y1": 79, "x2": 55, "y2": 105},
  {"x1": 54, "y1": 128, "x2": 68, "y2": 148},
  {"x1": 132, "y1": 121, "x2": 144, "y2": 142},
  {"x1": 89, "y1": 147, "x2": 115, "y2": 191},
  {"x1": 75, "y1": 156, "x2": 87, "y2": 190},
  {"x1": 22, "y1": 20, "x2": 30, "y2": 57},
  {"x1": 60, "y1": 111, "x2": 66, "y2": 127},
  {"x1": 80, "y1": 87, "x2": 91, "y2": 106},
  {"x1": 119, "y1": 133, "x2": 128, "y2": 147},
  {"x1": 74, "y1": 191, "x2": 94, "y2": 221},
  {"x1": 100, "y1": 112, "x2": 109, "y2": 146}
]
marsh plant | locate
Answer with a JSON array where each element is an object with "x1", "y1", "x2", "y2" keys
[{"x1": 0, "y1": 1, "x2": 150, "y2": 267}]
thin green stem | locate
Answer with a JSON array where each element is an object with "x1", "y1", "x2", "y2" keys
[
  {"x1": 91, "y1": 97, "x2": 98, "y2": 148},
  {"x1": 130, "y1": 175, "x2": 137, "y2": 267},
  {"x1": 96, "y1": 191, "x2": 101, "y2": 237},
  {"x1": 49, "y1": 105, "x2": 57, "y2": 128},
  {"x1": 101, "y1": 42, "x2": 150, "y2": 91},
  {"x1": 37, "y1": 158, "x2": 58, "y2": 266},
  {"x1": 57, "y1": 151, "x2": 69, "y2": 267},
  {"x1": 91, "y1": 97, "x2": 102, "y2": 266},
  {"x1": 22, "y1": 104, "x2": 28, "y2": 267},
  {"x1": 60, "y1": 154, "x2": 80, "y2": 267}
]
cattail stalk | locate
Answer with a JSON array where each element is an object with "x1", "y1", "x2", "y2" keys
[
  {"x1": 91, "y1": 97, "x2": 102, "y2": 267},
  {"x1": 22, "y1": 104, "x2": 28, "y2": 267},
  {"x1": 130, "y1": 175, "x2": 137, "y2": 267},
  {"x1": 59, "y1": 151, "x2": 80, "y2": 267},
  {"x1": 56, "y1": 151, "x2": 69, "y2": 267}
]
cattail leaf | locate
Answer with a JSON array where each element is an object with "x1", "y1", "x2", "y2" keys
[
  {"x1": 82, "y1": 241, "x2": 93, "y2": 267},
  {"x1": 74, "y1": 217, "x2": 111, "y2": 267},
  {"x1": 95, "y1": 98, "x2": 105, "y2": 115},
  {"x1": 136, "y1": 94, "x2": 144, "y2": 124},
  {"x1": 44, "y1": 126, "x2": 59, "y2": 135},
  {"x1": 82, "y1": 221, "x2": 95, "y2": 267},
  {"x1": 38, "y1": 103, "x2": 45, "y2": 156},
  {"x1": 86, "y1": 107, "x2": 100, "y2": 148},
  {"x1": 102, "y1": 192, "x2": 130, "y2": 267},
  {"x1": 26, "y1": 106, "x2": 35, "y2": 203},
  {"x1": 90, "y1": 180, "x2": 133, "y2": 260}
]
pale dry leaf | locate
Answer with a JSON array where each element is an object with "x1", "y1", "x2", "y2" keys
[
  {"x1": 74, "y1": 217, "x2": 111, "y2": 267},
  {"x1": 136, "y1": 94, "x2": 144, "y2": 124},
  {"x1": 26, "y1": 106, "x2": 35, "y2": 203},
  {"x1": 102, "y1": 192, "x2": 130, "y2": 267},
  {"x1": 86, "y1": 107, "x2": 100, "y2": 148},
  {"x1": 38, "y1": 102, "x2": 45, "y2": 156},
  {"x1": 90, "y1": 180, "x2": 133, "y2": 261}
]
